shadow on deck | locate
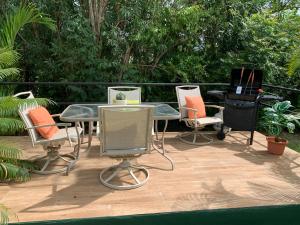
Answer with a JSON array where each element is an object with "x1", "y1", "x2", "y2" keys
[{"x1": 0, "y1": 131, "x2": 300, "y2": 223}]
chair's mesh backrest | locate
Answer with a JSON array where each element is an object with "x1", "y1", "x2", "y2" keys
[
  {"x1": 107, "y1": 86, "x2": 141, "y2": 104},
  {"x1": 175, "y1": 85, "x2": 201, "y2": 118},
  {"x1": 99, "y1": 106, "x2": 153, "y2": 153},
  {"x1": 18, "y1": 103, "x2": 41, "y2": 146}
]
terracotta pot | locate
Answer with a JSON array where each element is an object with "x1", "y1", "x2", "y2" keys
[{"x1": 266, "y1": 136, "x2": 288, "y2": 155}]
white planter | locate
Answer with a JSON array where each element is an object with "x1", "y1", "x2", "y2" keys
[{"x1": 114, "y1": 99, "x2": 127, "y2": 105}]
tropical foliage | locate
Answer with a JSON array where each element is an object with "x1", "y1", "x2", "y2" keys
[
  {"x1": 0, "y1": 2, "x2": 54, "y2": 181},
  {"x1": 288, "y1": 48, "x2": 300, "y2": 76},
  {"x1": 0, "y1": 204, "x2": 9, "y2": 225},
  {"x1": 0, "y1": 3, "x2": 54, "y2": 224},
  {"x1": 0, "y1": 2, "x2": 55, "y2": 136},
  {"x1": 0, "y1": 1, "x2": 298, "y2": 105},
  {"x1": 259, "y1": 101, "x2": 300, "y2": 140},
  {"x1": 0, "y1": 3, "x2": 55, "y2": 48},
  {"x1": 0, "y1": 48, "x2": 19, "y2": 80},
  {"x1": 0, "y1": 96, "x2": 52, "y2": 135},
  {"x1": 0, "y1": 143, "x2": 37, "y2": 182}
]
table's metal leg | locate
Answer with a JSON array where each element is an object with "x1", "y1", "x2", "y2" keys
[
  {"x1": 80, "y1": 121, "x2": 85, "y2": 143},
  {"x1": 152, "y1": 120, "x2": 174, "y2": 170},
  {"x1": 155, "y1": 120, "x2": 159, "y2": 141},
  {"x1": 74, "y1": 121, "x2": 81, "y2": 159},
  {"x1": 87, "y1": 121, "x2": 93, "y2": 149}
]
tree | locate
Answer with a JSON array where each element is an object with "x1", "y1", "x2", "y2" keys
[
  {"x1": 0, "y1": 3, "x2": 55, "y2": 48},
  {"x1": 288, "y1": 48, "x2": 300, "y2": 76},
  {"x1": 88, "y1": 0, "x2": 108, "y2": 43},
  {"x1": 1, "y1": 1, "x2": 299, "y2": 104},
  {"x1": 0, "y1": 3, "x2": 55, "y2": 136}
]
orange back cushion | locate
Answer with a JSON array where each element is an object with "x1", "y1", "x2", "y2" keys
[
  {"x1": 28, "y1": 107, "x2": 59, "y2": 139},
  {"x1": 185, "y1": 96, "x2": 206, "y2": 119}
]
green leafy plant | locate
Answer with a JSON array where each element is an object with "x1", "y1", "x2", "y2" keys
[
  {"x1": 259, "y1": 101, "x2": 300, "y2": 142},
  {"x1": 0, "y1": 3, "x2": 55, "y2": 47},
  {"x1": 0, "y1": 96, "x2": 52, "y2": 135},
  {"x1": 0, "y1": 203, "x2": 17, "y2": 225},
  {"x1": 288, "y1": 48, "x2": 300, "y2": 76},
  {"x1": 0, "y1": 204, "x2": 9, "y2": 225},
  {"x1": 0, "y1": 3, "x2": 55, "y2": 223},
  {"x1": 116, "y1": 92, "x2": 126, "y2": 100},
  {"x1": 0, "y1": 143, "x2": 37, "y2": 182},
  {"x1": 0, "y1": 47, "x2": 19, "y2": 80}
]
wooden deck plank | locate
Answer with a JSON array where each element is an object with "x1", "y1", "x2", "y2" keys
[{"x1": 0, "y1": 131, "x2": 300, "y2": 222}]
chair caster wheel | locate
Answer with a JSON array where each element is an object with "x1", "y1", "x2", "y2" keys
[{"x1": 217, "y1": 131, "x2": 225, "y2": 140}]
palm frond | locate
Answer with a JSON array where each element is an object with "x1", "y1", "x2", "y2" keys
[
  {"x1": 0, "y1": 48, "x2": 20, "y2": 67},
  {"x1": 0, "y1": 143, "x2": 36, "y2": 182},
  {"x1": 0, "y1": 68, "x2": 20, "y2": 80},
  {"x1": 0, "y1": 144, "x2": 22, "y2": 160},
  {"x1": 0, "y1": 48, "x2": 20, "y2": 80},
  {"x1": 0, "y1": 3, "x2": 56, "y2": 47},
  {"x1": 15, "y1": 159, "x2": 38, "y2": 171},
  {"x1": 0, "y1": 96, "x2": 55, "y2": 135},
  {"x1": 0, "y1": 162, "x2": 31, "y2": 182},
  {"x1": 0, "y1": 118, "x2": 24, "y2": 135},
  {"x1": 288, "y1": 48, "x2": 300, "y2": 76},
  {"x1": 0, "y1": 204, "x2": 9, "y2": 225},
  {"x1": 0, "y1": 203, "x2": 17, "y2": 225},
  {"x1": 0, "y1": 96, "x2": 55, "y2": 117}
]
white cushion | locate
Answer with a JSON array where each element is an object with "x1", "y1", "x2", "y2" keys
[
  {"x1": 184, "y1": 116, "x2": 222, "y2": 126},
  {"x1": 36, "y1": 127, "x2": 82, "y2": 143}
]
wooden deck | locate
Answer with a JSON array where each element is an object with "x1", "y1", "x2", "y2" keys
[{"x1": 1, "y1": 132, "x2": 300, "y2": 223}]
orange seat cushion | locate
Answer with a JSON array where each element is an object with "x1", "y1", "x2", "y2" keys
[
  {"x1": 28, "y1": 107, "x2": 59, "y2": 139},
  {"x1": 185, "y1": 96, "x2": 206, "y2": 119}
]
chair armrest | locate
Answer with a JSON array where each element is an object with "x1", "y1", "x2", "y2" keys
[
  {"x1": 178, "y1": 106, "x2": 198, "y2": 123},
  {"x1": 51, "y1": 114, "x2": 61, "y2": 117},
  {"x1": 26, "y1": 123, "x2": 72, "y2": 130},
  {"x1": 179, "y1": 106, "x2": 198, "y2": 112},
  {"x1": 205, "y1": 105, "x2": 224, "y2": 110}
]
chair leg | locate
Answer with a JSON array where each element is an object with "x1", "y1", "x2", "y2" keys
[
  {"x1": 40, "y1": 158, "x2": 52, "y2": 172},
  {"x1": 33, "y1": 146, "x2": 77, "y2": 175},
  {"x1": 193, "y1": 133, "x2": 197, "y2": 143},
  {"x1": 99, "y1": 159, "x2": 149, "y2": 190},
  {"x1": 178, "y1": 130, "x2": 213, "y2": 146},
  {"x1": 128, "y1": 168, "x2": 140, "y2": 184}
]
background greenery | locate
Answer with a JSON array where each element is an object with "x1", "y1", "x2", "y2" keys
[
  {"x1": 0, "y1": 3, "x2": 54, "y2": 183},
  {"x1": 0, "y1": 0, "x2": 299, "y2": 105}
]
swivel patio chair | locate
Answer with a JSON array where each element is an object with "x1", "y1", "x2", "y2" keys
[
  {"x1": 107, "y1": 86, "x2": 141, "y2": 105},
  {"x1": 176, "y1": 85, "x2": 224, "y2": 145},
  {"x1": 98, "y1": 105, "x2": 154, "y2": 190},
  {"x1": 87, "y1": 86, "x2": 142, "y2": 143},
  {"x1": 18, "y1": 103, "x2": 82, "y2": 175},
  {"x1": 14, "y1": 91, "x2": 76, "y2": 147},
  {"x1": 13, "y1": 91, "x2": 34, "y2": 99}
]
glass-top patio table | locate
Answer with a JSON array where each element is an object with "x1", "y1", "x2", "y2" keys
[{"x1": 60, "y1": 103, "x2": 180, "y2": 170}]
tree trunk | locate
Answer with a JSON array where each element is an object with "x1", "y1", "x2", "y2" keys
[
  {"x1": 118, "y1": 44, "x2": 133, "y2": 81},
  {"x1": 88, "y1": 0, "x2": 108, "y2": 43}
]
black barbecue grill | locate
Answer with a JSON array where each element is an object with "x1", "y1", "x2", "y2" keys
[{"x1": 208, "y1": 68, "x2": 281, "y2": 145}]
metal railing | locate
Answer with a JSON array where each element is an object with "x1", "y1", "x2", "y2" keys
[{"x1": 0, "y1": 81, "x2": 299, "y2": 106}]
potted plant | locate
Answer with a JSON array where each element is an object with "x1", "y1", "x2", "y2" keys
[
  {"x1": 114, "y1": 92, "x2": 127, "y2": 105},
  {"x1": 259, "y1": 101, "x2": 300, "y2": 155}
]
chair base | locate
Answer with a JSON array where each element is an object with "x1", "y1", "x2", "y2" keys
[
  {"x1": 178, "y1": 131, "x2": 214, "y2": 145},
  {"x1": 99, "y1": 159, "x2": 149, "y2": 190},
  {"x1": 33, "y1": 145, "x2": 77, "y2": 175}
]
